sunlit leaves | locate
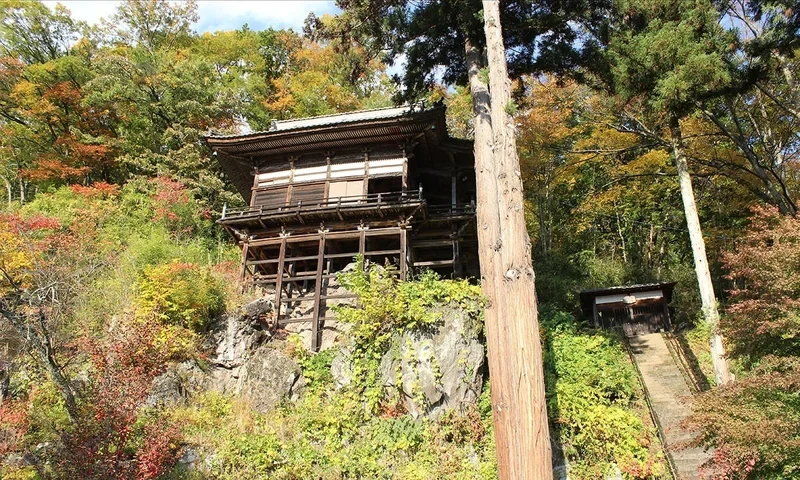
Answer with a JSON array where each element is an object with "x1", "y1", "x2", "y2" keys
[{"x1": 721, "y1": 205, "x2": 800, "y2": 360}]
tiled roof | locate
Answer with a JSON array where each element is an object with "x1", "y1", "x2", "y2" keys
[
  {"x1": 207, "y1": 105, "x2": 423, "y2": 140},
  {"x1": 580, "y1": 282, "x2": 677, "y2": 296},
  {"x1": 578, "y1": 282, "x2": 678, "y2": 313}
]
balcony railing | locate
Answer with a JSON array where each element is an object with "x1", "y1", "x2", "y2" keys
[
  {"x1": 220, "y1": 189, "x2": 424, "y2": 222},
  {"x1": 427, "y1": 202, "x2": 476, "y2": 217}
]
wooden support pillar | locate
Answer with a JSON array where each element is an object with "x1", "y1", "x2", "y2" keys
[
  {"x1": 363, "y1": 150, "x2": 370, "y2": 196},
  {"x1": 452, "y1": 176, "x2": 457, "y2": 209},
  {"x1": 449, "y1": 151, "x2": 457, "y2": 209},
  {"x1": 453, "y1": 238, "x2": 463, "y2": 278},
  {"x1": 662, "y1": 299, "x2": 672, "y2": 330},
  {"x1": 274, "y1": 238, "x2": 287, "y2": 324},
  {"x1": 399, "y1": 227, "x2": 408, "y2": 280},
  {"x1": 311, "y1": 234, "x2": 326, "y2": 351},
  {"x1": 359, "y1": 229, "x2": 366, "y2": 257},
  {"x1": 402, "y1": 147, "x2": 409, "y2": 192},
  {"x1": 592, "y1": 301, "x2": 600, "y2": 328},
  {"x1": 239, "y1": 242, "x2": 250, "y2": 292}
]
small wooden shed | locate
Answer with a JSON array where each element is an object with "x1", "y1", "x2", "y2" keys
[{"x1": 579, "y1": 282, "x2": 676, "y2": 336}]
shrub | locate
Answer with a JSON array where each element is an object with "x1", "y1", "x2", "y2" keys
[
  {"x1": 40, "y1": 317, "x2": 184, "y2": 480},
  {"x1": 683, "y1": 208, "x2": 800, "y2": 479},
  {"x1": 686, "y1": 356, "x2": 800, "y2": 479},
  {"x1": 135, "y1": 260, "x2": 224, "y2": 332},
  {"x1": 116, "y1": 176, "x2": 213, "y2": 241},
  {"x1": 214, "y1": 432, "x2": 282, "y2": 479},
  {"x1": 542, "y1": 308, "x2": 665, "y2": 479},
  {"x1": 721, "y1": 205, "x2": 800, "y2": 360}
]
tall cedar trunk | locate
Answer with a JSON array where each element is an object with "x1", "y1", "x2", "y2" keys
[
  {"x1": 668, "y1": 116, "x2": 732, "y2": 385},
  {"x1": 465, "y1": 37, "x2": 508, "y2": 471},
  {"x1": 474, "y1": 3, "x2": 554, "y2": 478}
]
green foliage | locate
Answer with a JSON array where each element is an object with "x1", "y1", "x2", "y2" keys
[
  {"x1": 336, "y1": 258, "x2": 483, "y2": 341},
  {"x1": 334, "y1": 258, "x2": 484, "y2": 411},
  {"x1": 606, "y1": 0, "x2": 737, "y2": 116},
  {"x1": 168, "y1": 271, "x2": 492, "y2": 480},
  {"x1": 214, "y1": 432, "x2": 282, "y2": 479},
  {"x1": 174, "y1": 385, "x2": 497, "y2": 480},
  {"x1": 135, "y1": 260, "x2": 224, "y2": 332},
  {"x1": 23, "y1": 381, "x2": 73, "y2": 447},
  {"x1": 542, "y1": 308, "x2": 666, "y2": 479},
  {"x1": 289, "y1": 336, "x2": 335, "y2": 392}
]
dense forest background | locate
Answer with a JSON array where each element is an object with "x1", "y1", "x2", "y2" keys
[{"x1": 0, "y1": 0, "x2": 798, "y2": 479}]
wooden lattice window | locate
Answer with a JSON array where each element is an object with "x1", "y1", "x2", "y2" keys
[
  {"x1": 252, "y1": 187, "x2": 288, "y2": 207},
  {"x1": 289, "y1": 183, "x2": 325, "y2": 206}
]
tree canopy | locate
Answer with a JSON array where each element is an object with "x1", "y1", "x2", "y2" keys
[{"x1": 0, "y1": 0, "x2": 797, "y2": 478}]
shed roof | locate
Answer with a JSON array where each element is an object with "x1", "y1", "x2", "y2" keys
[{"x1": 579, "y1": 282, "x2": 677, "y2": 316}]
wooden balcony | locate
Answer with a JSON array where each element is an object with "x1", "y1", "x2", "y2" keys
[{"x1": 219, "y1": 190, "x2": 426, "y2": 230}]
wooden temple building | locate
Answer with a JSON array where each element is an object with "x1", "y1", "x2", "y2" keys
[
  {"x1": 206, "y1": 105, "x2": 479, "y2": 350},
  {"x1": 579, "y1": 282, "x2": 676, "y2": 336}
]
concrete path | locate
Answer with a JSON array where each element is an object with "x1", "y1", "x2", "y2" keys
[{"x1": 627, "y1": 333, "x2": 711, "y2": 480}]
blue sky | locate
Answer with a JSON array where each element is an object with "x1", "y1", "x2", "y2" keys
[{"x1": 43, "y1": 1, "x2": 340, "y2": 33}]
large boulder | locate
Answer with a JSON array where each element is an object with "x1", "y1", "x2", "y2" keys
[
  {"x1": 333, "y1": 305, "x2": 485, "y2": 419},
  {"x1": 145, "y1": 361, "x2": 205, "y2": 408},
  {"x1": 204, "y1": 344, "x2": 304, "y2": 412},
  {"x1": 207, "y1": 297, "x2": 274, "y2": 368},
  {"x1": 149, "y1": 298, "x2": 304, "y2": 413}
]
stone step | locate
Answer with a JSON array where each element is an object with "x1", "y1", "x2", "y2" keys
[{"x1": 627, "y1": 333, "x2": 712, "y2": 480}]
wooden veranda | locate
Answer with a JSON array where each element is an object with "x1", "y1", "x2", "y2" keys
[{"x1": 207, "y1": 105, "x2": 480, "y2": 350}]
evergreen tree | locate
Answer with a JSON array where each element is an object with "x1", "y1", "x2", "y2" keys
[{"x1": 597, "y1": 0, "x2": 737, "y2": 384}]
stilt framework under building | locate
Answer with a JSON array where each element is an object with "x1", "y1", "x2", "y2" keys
[{"x1": 206, "y1": 105, "x2": 479, "y2": 350}]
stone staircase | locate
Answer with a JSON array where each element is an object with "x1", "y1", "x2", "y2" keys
[{"x1": 627, "y1": 333, "x2": 711, "y2": 480}]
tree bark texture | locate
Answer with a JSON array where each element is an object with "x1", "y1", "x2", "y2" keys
[
  {"x1": 669, "y1": 116, "x2": 732, "y2": 385},
  {"x1": 0, "y1": 306, "x2": 78, "y2": 421},
  {"x1": 467, "y1": 3, "x2": 554, "y2": 478}
]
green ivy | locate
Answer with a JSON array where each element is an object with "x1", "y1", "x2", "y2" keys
[
  {"x1": 333, "y1": 257, "x2": 484, "y2": 411},
  {"x1": 170, "y1": 266, "x2": 495, "y2": 480}
]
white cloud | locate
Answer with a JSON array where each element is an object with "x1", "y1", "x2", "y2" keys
[
  {"x1": 196, "y1": 1, "x2": 338, "y2": 32},
  {"x1": 43, "y1": 1, "x2": 119, "y2": 26},
  {"x1": 43, "y1": 1, "x2": 339, "y2": 33}
]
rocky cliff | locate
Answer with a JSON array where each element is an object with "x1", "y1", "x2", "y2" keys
[{"x1": 149, "y1": 296, "x2": 485, "y2": 419}]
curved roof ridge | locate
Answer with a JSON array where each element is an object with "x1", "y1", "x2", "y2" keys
[
  {"x1": 272, "y1": 103, "x2": 421, "y2": 125},
  {"x1": 208, "y1": 103, "x2": 431, "y2": 140}
]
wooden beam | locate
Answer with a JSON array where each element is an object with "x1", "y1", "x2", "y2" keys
[
  {"x1": 311, "y1": 234, "x2": 326, "y2": 351},
  {"x1": 401, "y1": 147, "x2": 409, "y2": 191},
  {"x1": 449, "y1": 151, "x2": 457, "y2": 209},
  {"x1": 239, "y1": 242, "x2": 250, "y2": 293},
  {"x1": 400, "y1": 227, "x2": 408, "y2": 280},
  {"x1": 453, "y1": 239, "x2": 463, "y2": 277},
  {"x1": 363, "y1": 249, "x2": 402, "y2": 256},
  {"x1": 363, "y1": 150, "x2": 370, "y2": 196},
  {"x1": 274, "y1": 238, "x2": 287, "y2": 325},
  {"x1": 414, "y1": 259, "x2": 454, "y2": 267}
]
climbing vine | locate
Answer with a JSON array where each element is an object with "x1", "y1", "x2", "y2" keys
[{"x1": 333, "y1": 258, "x2": 484, "y2": 412}]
